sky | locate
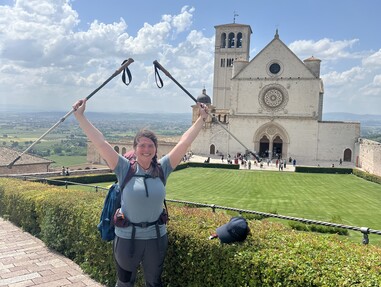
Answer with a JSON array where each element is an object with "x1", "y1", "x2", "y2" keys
[{"x1": 0, "y1": 0, "x2": 380, "y2": 115}]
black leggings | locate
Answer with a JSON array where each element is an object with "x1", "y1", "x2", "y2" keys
[{"x1": 113, "y1": 234, "x2": 168, "y2": 287}]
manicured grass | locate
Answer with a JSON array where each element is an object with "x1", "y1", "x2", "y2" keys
[
  {"x1": 165, "y1": 168, "x2": 381, "y2": 245},
  {"x1": 48, "y1": 155, "x2": 87, "y2": 168}
]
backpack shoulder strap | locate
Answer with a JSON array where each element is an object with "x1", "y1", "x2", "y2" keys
[
  {"x1": 120, "y1": 161, "x2": 137, "y2": 191},
  {"x1": 158, "y1": 163, "x2": 166, "y2": 186}
]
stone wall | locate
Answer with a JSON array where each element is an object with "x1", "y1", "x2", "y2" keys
[
  {"x1": 0, "y1": 163, "x2": 50, "y2": 176},
  {"x1": 358, "y1": 139, "x2": 381, "y2": 177}
]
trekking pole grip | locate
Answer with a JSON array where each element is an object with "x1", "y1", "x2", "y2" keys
[
  {"x1": 153, "y1": 60, "x2": 172, "y2": 78},
  {"x1": 116, "y1": 58, "x2": 134, "y2": 74}
]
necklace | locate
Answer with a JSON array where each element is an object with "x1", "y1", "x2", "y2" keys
[{"x1": 138, "y1": 162, "x2": 151, "y2": 172}]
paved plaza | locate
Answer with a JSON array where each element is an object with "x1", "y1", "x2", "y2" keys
[{"x1": 0, "y1": 218, "x2": 105, "y2": 287}]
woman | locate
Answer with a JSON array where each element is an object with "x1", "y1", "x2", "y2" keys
[{"x1": 72, "y1": 98, "x2": 208, "y2": 287}]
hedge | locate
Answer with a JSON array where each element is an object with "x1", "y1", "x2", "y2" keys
[
  {"x1": 295, "y1": 166, "x2": 381, "y2": 185},
  {"x1": 0, "y1": 178, "x2": 380, "y2": 287}
]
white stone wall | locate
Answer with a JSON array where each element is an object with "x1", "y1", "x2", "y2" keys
[
  {"x1": 358, "y1": 139, "x2": 381, "y2": 176},
  {"x1": 316, "y1": 121, "x2": 360, "y2": 162}
]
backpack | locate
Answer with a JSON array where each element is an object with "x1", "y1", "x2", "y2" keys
[{"x1": 97, "y1": 155, "x2": 166, "y2": 242}]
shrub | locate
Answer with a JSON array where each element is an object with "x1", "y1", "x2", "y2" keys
[{"x1": 1, "y1": 178, "x2": 381, "y2": 287}]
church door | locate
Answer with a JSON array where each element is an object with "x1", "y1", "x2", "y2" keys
[
  {"x1": 259, "y1": 136, "x2": 270, "y2": 158},
  {"x1": 273, "y1": 136, "x2": 283, "y2": 159},
  {"x1": 343, "y1": 148, "x2": 352, "y2": 162},
  {"x1": 210, "y1": 144, "x2": 216, "y2": 155}
]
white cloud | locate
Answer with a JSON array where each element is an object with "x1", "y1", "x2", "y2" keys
[
  {"x1": 0, "y1": 1, "x2": 213, "y2": 113},
  {"x1": 171, "y1": 6, "x2": 194, "y2": 33},
  {"x1": 373, "y1": 74, "x2": 381, "y2": 85},
  {"x1": 0, "y1": 0, "x2": 380, "y2": 115},
  {"x1": 362, "y1": 49, "x2": 381, "y2": 66},
  {"x1": 322, "y1": 67, "x2": 366, "y2": 86},
  {"x1": 289, "y1": 38, "x2": 360, "y2": 61}
]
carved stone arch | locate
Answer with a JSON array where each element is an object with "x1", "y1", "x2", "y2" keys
[
  {"x1": 253, "y1": 122, "x2": 290, "y2": 159},
  {"x1": 343, "y1": 148, "x2": 352, "y2": 162},
  {"x1": 220, "y1": 33, "x2": 226, "y2": 48},
  {"x1": 210, "y1": 144, "x2": 216, "y2": 155}
]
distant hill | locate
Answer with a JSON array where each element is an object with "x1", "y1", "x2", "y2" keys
[
  {"x1": 323, "y1": 113, "x2": 381, "y2": 126},
  {"x1": 2, "y1": 110, "x2": 381, "y2": 128}
]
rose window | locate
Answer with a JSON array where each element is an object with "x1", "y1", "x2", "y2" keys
[
  {"x1": 258, "y1": 84, "x2": 288, "y2": 112},
  {"x1": 264, "y1": 89, "x2": 283, "y2": 108}
]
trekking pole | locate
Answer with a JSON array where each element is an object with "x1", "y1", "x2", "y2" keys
[
  {"x1": 8, "y1": 58, "x2": 134, "y2": 169},
  {"x1": 153, "y1": 60, "x2": 260, "y2": 160}
]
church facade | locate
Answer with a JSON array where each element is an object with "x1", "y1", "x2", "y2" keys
[{"x1": 190, "y1": 23, "x2": 360, "y2": 164}]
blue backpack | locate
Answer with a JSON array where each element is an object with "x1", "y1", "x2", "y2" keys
[{"x1": 97, "y1": 160, "x2": 166, "y2": 242}]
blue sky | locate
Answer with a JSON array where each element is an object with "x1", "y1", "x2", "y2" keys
[{"x1": 0, "y1": 0, "x2": 380, "y2": 115}]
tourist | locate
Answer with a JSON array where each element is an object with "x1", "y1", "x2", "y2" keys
[{"x1": 72, "y1": 98, "x2": 208, "y2": 287}]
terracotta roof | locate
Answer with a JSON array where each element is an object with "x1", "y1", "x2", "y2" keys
[
  {"x1": 304, "y1": 56, "x2": 321, "y2": 62},
  {"x1": 0, "y1": 147, "x2": 53, "y2": 167}
]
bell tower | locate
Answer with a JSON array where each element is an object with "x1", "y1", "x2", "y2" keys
[{"x1": 213, "y1": 23, "x2": 252, "y2": 109}]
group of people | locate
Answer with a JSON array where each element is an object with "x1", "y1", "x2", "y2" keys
[{"x1": 61, "y1": 166, "x2": 70, "y2": 176}]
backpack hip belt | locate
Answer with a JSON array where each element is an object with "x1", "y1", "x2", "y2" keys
[
  {"x1": 114, "y1": 208, "x2": 168, "y2": 257},
  {"x1": 114, "y1": 208, "x2": 168, "y2": 228}
]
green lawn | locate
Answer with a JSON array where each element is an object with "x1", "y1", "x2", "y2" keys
[
  {"x1": 165, "y1": 168, "x2": 381, "y2": 245},
  {"x1": 64, "y1": 167, "x2": 381, "y2": 246},
  {"x1": 48, "y1": 155, "x2": 87, "y2": 168}
]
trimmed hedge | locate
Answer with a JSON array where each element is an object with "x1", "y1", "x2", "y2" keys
[
  {"x1": 1, "y1": 178, "x2": 381, "y2": 287},
  {"x1": 176, "y1": 161, "x2": 240, "y2": 170},
  {"x1": 353, "y1": 168, "x2": 381, "y2": 185},
  {"x1": 295, "y1": 166, "x2": 381, "y2": 185},
  {"x1": 295, "y1": 166, "x2": 353, "y2": 174}
]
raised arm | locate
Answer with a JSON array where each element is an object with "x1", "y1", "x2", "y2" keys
[
  {"x1": 168, "y1": 103, "x2": 208, "y2": 169},
  {"x1": 73, "y1": 99, "x2": 119, "y2": 170}
]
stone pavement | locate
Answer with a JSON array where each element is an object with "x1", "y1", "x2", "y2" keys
[
  {"x1": 188, "y1": 154, "x2": 355, "y2": 172},
  {"x1": 0, "y1": 217, "x2": 105, "y2": 287}
]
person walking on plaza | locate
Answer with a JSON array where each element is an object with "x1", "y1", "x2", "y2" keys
[{"x1": 72, "y1": 98, "x2": 208, "y2": 287}]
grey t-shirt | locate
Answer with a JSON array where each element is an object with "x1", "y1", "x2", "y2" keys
[{"x1": 114, "y1": 154, "x2": 172, "y2": 239}]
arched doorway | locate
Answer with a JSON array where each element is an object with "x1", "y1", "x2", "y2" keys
[
  {"x1": 259, "y1": 135, "x2": 270, "y2": 158},
  {"x1": 343, "y1": 148, "x2": 352, "y2": 162},
  {"x1": 254, "y1": 122, "x2": 290, "y2": 160},
  {"x1": 273, "y1": 136, "x2": 283, "y2": 159},
  {"x1": 209, "y1": 144, "x2": 216, "y2": 155},
  {"x1": 114, "y1": 146, "x2": 120, "y2": 153}
]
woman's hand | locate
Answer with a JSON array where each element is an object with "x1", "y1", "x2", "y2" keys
[
  {"x1": 72, "y1": 99, "x2": 86, "y2": 117},
  {"x1": 198, "y1": 103, "x2": 208, "y2": 121}
]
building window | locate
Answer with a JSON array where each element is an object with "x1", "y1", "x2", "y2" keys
[
  {"x1": 221, "y1": 33, "x2": 226, "y2": 48},
  {"x1": 220, "y1": 58, "x2": 225, "y2": 67},
  {"x1": 227, "y1": 58, "x2": 234, "y2": 67},
  {"x1": 266, "y1": 60, "x2": 284, "y2": 77},
  {"x1": 228, "y1": 32, "x2": 235, "y2": 48},
  {"x1": 237, "y1": 32, "x2": 242, "y2": 48}
]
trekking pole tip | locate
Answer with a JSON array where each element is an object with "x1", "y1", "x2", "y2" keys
[{"x1": 7, "y1": 156, "x2": 21, "y2": 169}]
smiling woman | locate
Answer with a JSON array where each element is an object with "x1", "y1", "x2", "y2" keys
[{"x1": 71, "y1": 96, "x2": 208, "y2": 286}]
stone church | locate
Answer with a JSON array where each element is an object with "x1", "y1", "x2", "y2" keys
[{"x1": 190, "y1": 23, "x2": 360, "y2": 164}]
